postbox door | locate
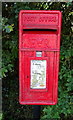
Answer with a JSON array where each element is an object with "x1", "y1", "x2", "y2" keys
[{"x1": 20, "y1": 50, "x2": 59, "y2": 105}]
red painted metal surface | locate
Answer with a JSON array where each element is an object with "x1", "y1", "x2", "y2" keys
[{"x1": 19, "y1": 10, "x2": 62, "y2": 105}]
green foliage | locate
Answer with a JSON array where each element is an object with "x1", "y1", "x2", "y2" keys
[
  {"x1": 0, "y1": 113, "x2": 2, "y2": 120},
  {"x1": 2, "y1": 2, "x2": 73, "y2": 120}
]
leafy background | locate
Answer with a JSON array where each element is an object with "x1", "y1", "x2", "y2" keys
[{"x1": 2, "y1": 2, "x2": 73, "y2": 120}]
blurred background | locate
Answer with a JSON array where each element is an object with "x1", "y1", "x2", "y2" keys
[{"x1": 2, "y1": 2, "x2": 73, "y2": 120}]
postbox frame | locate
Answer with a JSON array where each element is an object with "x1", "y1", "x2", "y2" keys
[{"x1": 19, "y1": 10, "x2": 62, "y2": 105}]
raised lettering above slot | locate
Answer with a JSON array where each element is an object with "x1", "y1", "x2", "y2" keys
[{"x1": 23, "y1": 14, "x2": 58, "y2": 28}]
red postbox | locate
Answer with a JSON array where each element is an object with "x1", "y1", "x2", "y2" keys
[{"x1": 19, "y1": 10, "x2": 62, "y2": 105}]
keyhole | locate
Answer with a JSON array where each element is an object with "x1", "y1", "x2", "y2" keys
[{"x1": 27, "y1": 76, "x2": 29, "y2": 78}]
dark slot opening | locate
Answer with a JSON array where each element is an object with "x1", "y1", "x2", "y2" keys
[{"x1": 23, "y1": 29, "x2": 57, "y2": 31}]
